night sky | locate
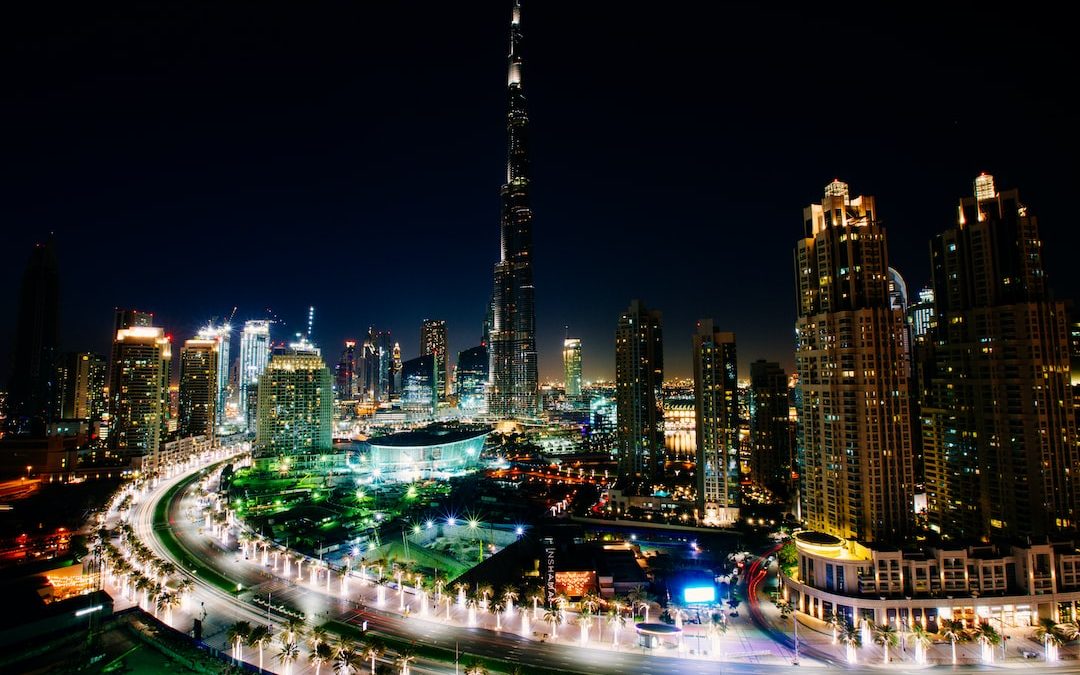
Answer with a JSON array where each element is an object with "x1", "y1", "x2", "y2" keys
[{"x1": 2, "y1": 2, "x2": 1075, "y2": 382}]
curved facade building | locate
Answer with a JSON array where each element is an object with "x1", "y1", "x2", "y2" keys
[{"x1": 366, "y1": 425, "x2": 490, "y2": 482}]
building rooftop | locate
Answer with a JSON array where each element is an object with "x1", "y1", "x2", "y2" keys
[{"x1": 367, "y1": 424, "x2": 491, "y2": 448}]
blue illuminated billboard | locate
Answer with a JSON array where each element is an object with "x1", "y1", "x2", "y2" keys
[{"x1": 683, "y1": 585, "x2": 716, "y2": 604}]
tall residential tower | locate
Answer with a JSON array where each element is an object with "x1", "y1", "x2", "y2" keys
[
  {"x1": 693, "y1": 321, "x2": 739, "y2": 525},
  {"x1": 794, "y1": 180, "x2": 915, "y2": 543},
  {"x1": 615, "y1": 300, "x2": 664, "y2": 487},
  {"x1": 923, "y1": 175, "x2": 1079, "y2": 539},
  {"x1": 488, "y1": 0, "x2": 539, "y2": 419}
]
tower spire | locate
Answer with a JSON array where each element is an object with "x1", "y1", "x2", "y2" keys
[{"x1": 489, "y1": 0, "x2": 539, "y2": 419}]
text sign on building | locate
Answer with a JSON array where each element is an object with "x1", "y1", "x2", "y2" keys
[{"x1": 542, "y1": 537, "x2": 556, "y2": 608}]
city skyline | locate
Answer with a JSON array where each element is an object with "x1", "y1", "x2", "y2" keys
[{"x1": 2, "y1": 4, "x2": 1076, "y2": 384}]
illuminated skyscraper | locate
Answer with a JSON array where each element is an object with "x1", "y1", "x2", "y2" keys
[
  {"x1": 7, "y1": 237, "x2": 59, "y2": 431},
  {"x1": 923, "y1": 176, "x2": 1078, "y2": 538},
  {"x1": 456, "y1": 345, "x2": 489, "y2": 415},
  {"x1": 402, "y1": 354, "x2": 438, "y2": 417},
  {"x1": 906, "y1": 286, "x2": 935, "y2": 342},
  {"x1": 489, "y1": 0, "x2": 539, "y2": 419},
  {"x1": 335, "y1": 340, "x2": 357, "y2": 401},
  {"x1": 238, "y1": 320, "x2": 271, "y2": 429},
  {"x1": 563, "y1": 337, "x2": 582, "y2": 398},
  {"x1": 360, "y1": 327, "x2": 392, "y2": 402},
  {"x1": 256, "y1": 341, "x2": 332, "y2": 455},
  {"x1": 391, "y1": 342, "x2": 403, "y2": 399},
  {"x1": 692, "y1": 321, "x2": 739, "y2": 525},
  {"x1": 178, "y1": 336, "x2": 218, "y2": 437},
  {"x1": 615, "y1": 300, "x2": 664, "y2": 486},
  {"x1": 196, "y1": 323, "x2": 230, "y2": 423},
  {"x1": 55, "y1": 352, "x2": 106, "y2": 421},
  {"x1": 420, "y1": 319, "x2": 450, "y2": 402},
  {"x1": 109, "y1": 325, "x2": 172, "y2": 455},
  {"x1": 795, "y1": 180, "x2": 914, "y2": 543}
]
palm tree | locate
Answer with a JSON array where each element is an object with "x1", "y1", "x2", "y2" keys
[
  {"x1": 476, "y1": 583, "x2": 494, "y2": 611},
  {"x1": 492, "y1": 600, "x2": 506, "y2": 629},
  {"x1": 227, "y1": 621, "x2": 252, "y2": 664},
  {"x1": 705, "y1": 611, "x2": 727, "y2": 655},
  {"x1": 463, "y1": 658, "x2": 488, "y2": 675},
  {"x1": 310, "y1": 642, "x2": 333, "y2": 675},
  {"x1": 284, "y1": 617, "x2": 305, "y2": 645},
  {"x1": 361, "y1": 637, "x2": 385, "y2": 674},
  {"x1": 838, "y1": 620, "x2": 862, "y2": 664},
  {"x1": 1057, "y1": 620, "x2": 1080, "y2": 642},
  {"x1": 333, "y1": 645, "x2": 358, "y2": 674},
  {"x1": 938, "y1": 618, "x2": 967, "y2": 665},
  {"x1": 975, "y1": 622, "x2": 1002, "y2": 663},
  {"x1": 501, "y1": 585, "x2": 519, "y2": 613},
  {"x1": 277, "y1": 640, "x2": 300, "y2": 675},
  {"x1": 823, "y1": 610, "x2": 839, "y2": 644},
  {"x1": 529, "y1": 589, "x2": 546, "y2": 619},
  {"x1": 580, "y1": 592, "x2": 601, "y2": 616},
  {"x1": 308, "y1": 626, "x2": 329, "y2": 652},
  {"x1": 871, "y1": 622, "x2": 899, "y2": 664},
  {"x1": 248, "y1": 625, "x2": 270, "y2": 673},
  {"x1": 607, "y1": 609, "x2": 626, "y2": 647},
  {"x1": 911, "y1": 623, "x2": 933, "y2": 665},
  {"x1": 1034, "y1": 618, "x2": 1066, "y2": 662},
  {"x1": 454, "y1": 581, "x2": 469, "y2": 606},
  {"x1": 544, "y1": 606, "x2": 563, "y2": 638},
  {"x1": 394, "y1": 648, "x2": 416, "y2": 675}
]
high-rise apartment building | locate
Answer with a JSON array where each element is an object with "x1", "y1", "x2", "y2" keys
[
  {"x1": 256, "y1": 341, "x2": 332, "y2": 456},
  {"x1": 795, "y1": 180, "x2": 915, "y2": 543},
  {"x1": 7, "y1": 238, "x2": 59, "y2": 430},
  {"x1": 749, "y1": 359, "x2": 793, "y2": 499},
  {"x1": 420, "y1": 319, "x2": 450, "y2": 402},
  {"x1": 692, "y1": 321, "x2": 739, "y2": 525},
  {"x1": 196, "y1": 323, "x2": 230, "y2": 423},
  {"x1": 456, "y1": 345, "x2": 489, "y2": 415},
  {"x1": 615, "y1": 300, "x2": 664, "y2": 486},
  {"x1": 178, "y1": 337, "x2": 218, "y2": 437},
  {"x1": 489, "y1": 0, "x2": 539, "y2": 419},
  {"x1": 55, "y1": 352, "x2": 106, "y2": 421},
  {"x1": 923, "y1": 175, "x2": 1079, "y2": 539},
  {"x1": 238, "y1": 320, "x2": 271, "y2": 429},
  {"x1": 109, "y1": 325, "x2": 172, "y2": 455},
  {"x1": 563, "y1": 337, "x2": 582, "y2": 398}
]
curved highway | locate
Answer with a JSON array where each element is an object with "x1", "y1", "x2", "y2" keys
[{"x1": 126, "y1": 457, "x2": 1080, "y2": 674}]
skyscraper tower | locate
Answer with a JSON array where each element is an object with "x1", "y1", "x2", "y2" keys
[
  {"x1": 196, "y1": 323, "x2": 230, "y2": 426},
  {"x1": 563, "y1": 336, "x2": 582, "y2": 398},
  {"x1": 109, "y1": 325, "x2": 171, "y2": 455},
  {"x1": 749, "y1": 359, "x2": 793, "y2": 499},
  {"x1": 178, "y1": 336, "x2": 219, "y2": 437},
  {"x1": 795, "y1": 180, "x2": 915, "y2": 544},
  {"x1": 256, "y1": 342, "x2": 332, "y2": 456},
  {"x1": 693, "y1": 321, "x2": 739, "y2": 526},
  {"x1": 615, "y1": 300, "x2": 664, "y2": 487},
  {"x1": 239, "y1": 320, "x2": 271, "y2": 429},
  {"x1": 335, "y1": 341, "x2": 357, "y2": 401},
  {"x1": 7, "y1": 237, "x2": 59, "y2": 431},
  {"x1": 55, "y1": 352, "x2": 107, "y2": 422},
  {"x1": 489, "y1": 0, "x2": 539, "y2": 419},
  {"x1": 923, "y1": 175, "x2": 1079, "y2": 538},
  {"x1": 420, "y1": 319, "x2": 450, "y2": 402}
]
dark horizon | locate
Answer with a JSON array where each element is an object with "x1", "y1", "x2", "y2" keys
[{"x1": 2, "y1": 2, "x2": 1075, "y2": 383}]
